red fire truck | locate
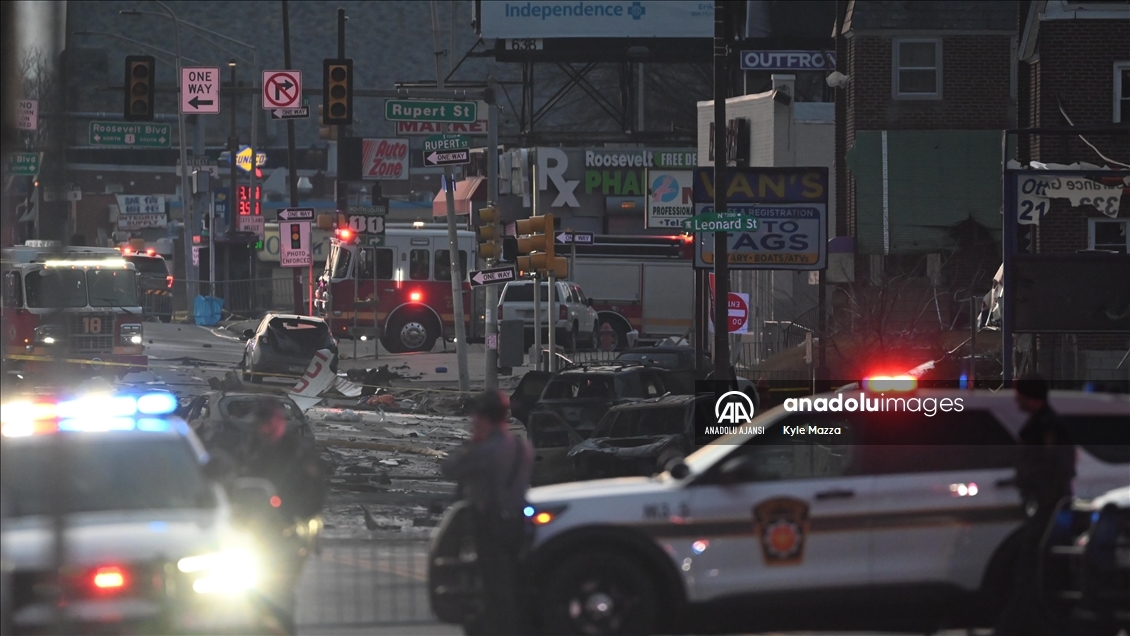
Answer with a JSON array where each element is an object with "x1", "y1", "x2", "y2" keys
[
  {"x1": 569, "y1": 234, "x2": 696, "y2": 348},
  {"x1": 2, "y1": 241, "x2": 147, "y2": 376},
  {"x1": 315, "y1": 224, "x2": 476, "y2": 353}
]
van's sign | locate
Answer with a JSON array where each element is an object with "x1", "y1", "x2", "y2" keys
[{"x1": 693, "y1": 167, "x2": 829, "y2": 271}]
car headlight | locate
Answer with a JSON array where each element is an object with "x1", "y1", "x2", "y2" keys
[
  {"x1": 177, "y1": 548, "x2": 258, "y2": 594},
  {"x1": 34, "y1": 325, "x2": 60, "y2": 345},
  {"x1": 120, "y1": 323, "x2": 143, "y2": 345}
]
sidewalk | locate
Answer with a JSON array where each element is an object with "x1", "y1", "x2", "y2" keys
[{"x1": 299, "y1": 623, "x2": 459, "y2": 635}]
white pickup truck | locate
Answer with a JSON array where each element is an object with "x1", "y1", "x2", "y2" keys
[{"x1": 498, "y1": 280, "x2": 600, "y2": 350}]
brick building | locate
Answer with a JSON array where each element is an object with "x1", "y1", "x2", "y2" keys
[
  {"x1": 831, "y1": 1, "x2": 1016, "y2": 338},
  {"x1": 1015, "y1": 0, "x2": 1130, "y2": 384}
]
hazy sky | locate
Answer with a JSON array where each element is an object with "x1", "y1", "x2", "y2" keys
[{"x1": 16, "y1": 1, "x2": 66, "y2": 61}]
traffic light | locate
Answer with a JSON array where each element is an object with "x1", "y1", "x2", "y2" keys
[
  {"x1": 124, "y1": 55, "x2": 155, "y2": 121},
  {"x1": 515, "y1": 213, "x2": 567, "y2": 277},
  {"x1": 477, "y1": 205, "x2": 501, "y2": 260},
  {"x1": 322, "y1": 58, "x2": 353, "y2": 125},
  {"x1": 289, "y1": 223, "x2": 302, "y2": 249},
  {"x1": 317, "y1": 105, "x2": 338, "y2": 140}
]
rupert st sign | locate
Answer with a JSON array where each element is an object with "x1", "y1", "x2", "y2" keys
[{"x1": 692, "y1": 167, "x2": 829, "y2": 271}]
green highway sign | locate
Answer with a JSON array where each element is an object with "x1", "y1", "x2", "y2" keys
[
  {"x1": 682, "y1": 210, "x2": 760, "y2": 232},
  {"x1": 89, "y1": 121, "x2": 172, "y2": 147},
  {"x1": 348, "y1": 205, "x2": 388, "y2": 217},
  {"x1": 7, "y1": 152, "x2": 41, "y2": 176},
  {"x1": 385, "y1": 100, "x2": 476, "y2": 123},
  {"x1": 423, "y1": 134, "x2": 469, "y2": 152}
]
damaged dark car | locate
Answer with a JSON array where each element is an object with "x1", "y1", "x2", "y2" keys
[
  {"x1": 241, "y1": 313, "x2": 338, "y2": 383},
  {"x1": 569, "y1": 394, "x2": 710, "y2": 480},
  {"x1": 510, "y1": 361, "x2": 696, "y2": 485}
]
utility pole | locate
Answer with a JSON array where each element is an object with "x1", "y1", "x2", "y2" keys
[
  {"x1": 485, "y1": 75, "x2": 500, "y2": 390},
  {"x1": 335, "y1": 9, "x2": 348, "y2": 223},
  {"x1": 228, "y1": 61, "x2": 239, "y2": 293},
  {"x1": 712, "y1": 1, "x2": 732, "y2": 384},
  {"x1": 432, "y1": 1, "x2": 470, "y2": 391},
  {"x1": 282, "y1": 0, "x2": 305, "y2": 314}
]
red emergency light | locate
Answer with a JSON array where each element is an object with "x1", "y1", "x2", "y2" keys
[
  {"x1": 409, "y1": 291, "x2": 423, "y2": 302},
  {"x1": 92, "y1": 566, "x2": 127, "y2": 591}
]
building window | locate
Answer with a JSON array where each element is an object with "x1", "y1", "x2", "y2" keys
[
  {"x1": 1116, "y1": 62, "x2": 1130, "y2": 123},
  {"x1": 893, "y1": 38, "x2": 942, "y2": 99},
  {"x1": 1089, "y1": 218, "x2": 1129, "y2": 254}
]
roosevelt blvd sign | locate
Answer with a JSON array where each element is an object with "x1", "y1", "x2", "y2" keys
[
  {"x1": 682, "y1": 209, "x2": 760, "y2": 232},
  {"x1": 468, "y1": 266, "x2": 517, "y2": 287},
  {"x1": 89, "y1": 121, "x2": 171, "y2": 147}
]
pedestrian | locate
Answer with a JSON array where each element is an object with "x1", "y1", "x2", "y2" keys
[
  {"x1": 442, "y1": 390, "x2": 533, "y2": 636},
  {"x1": 994, "y1": 374, "x2": 1076, "y2": 635}
]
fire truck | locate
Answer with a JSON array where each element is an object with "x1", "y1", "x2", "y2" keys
[
  {"x1": 2, "y1": 241, "x2": 147, "y2": 376},
  {"x1": 569, "y1": 234, "x2": 696, "y2": 348},
  {"x1": 315, "y1": 224, "x2": 475, "y2": 353}
]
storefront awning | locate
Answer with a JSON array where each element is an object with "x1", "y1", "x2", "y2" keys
[{"x1": 432, "y1": 176, "x2": 485, "y2": 217}]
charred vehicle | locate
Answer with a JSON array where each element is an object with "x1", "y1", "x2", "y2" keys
[
  {"x1": 241, "y1": 314, "x2": 337, "y2": 383},
  {"x1": 510, "y1": 361, "x2": 695, "y2": 485},
  {"x1": 569, "y1": 394, "x2": 711, "y2": 480},
  {"x1": 182, "y1": 391, "x2": 316, "y2": 456},
  {"x1": 616, "y1": 344, "x2": 761, "y2": 412}
]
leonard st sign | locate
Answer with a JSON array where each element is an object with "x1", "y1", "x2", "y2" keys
[{"x1": 692, "y1": 167, "x2": 829, "y2": 270}]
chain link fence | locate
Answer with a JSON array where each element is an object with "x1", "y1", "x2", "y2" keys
[
  {"x1": 169, "y1": 278, "x2": 300, "y2": 322},
  {"x1": 295, "y1": 537, "x2": 434, "y2": 628}
]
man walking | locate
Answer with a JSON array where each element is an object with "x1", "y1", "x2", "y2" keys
[
  {"x1": 995, "y1": 374, "x2": 1076, "y2": 635},
  {"x1": 442, "y1": 391, "x2": 533, "y2": 636}
]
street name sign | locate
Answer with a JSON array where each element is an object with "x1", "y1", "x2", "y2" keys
[
  {"x1": 17, "y1": 100, "x2": 38, "y2": 130},
  {"x1": 424, "y1": 149, "x2": 470, "y2": 167},
  {"x1": 682, "y1": 210, "x2": 760, "y2": 232},
  {"x1": 278, "y1": 207, "x2": 315, "y2": 221},
  {"x1": 7, "y1": 152, "x2": 41, "y2": 176},
  {"x1": 263, "y1": 71, "x2": 301, "y2": 109},
  {"x1": 423, "y1": 134, "x2": 469, "y2": 152},
  {"x1": 181, "y1": 67, "x2": 220, "y2": 114},
  {"x1": 469, "y1": 266, "x2": 518, "y2": 287},
  {"x1": 385, "y1": 100, "x2": 477, "y2": 123},
  {"x1": 554, "y1": 231, "x2": 595, "y2": 245},
  {"x1": 89, "y1": 121, "x2": 171, "y2": 147}
]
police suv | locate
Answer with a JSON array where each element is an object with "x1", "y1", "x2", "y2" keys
[
  {"x1": 0, "y1": 390, "x2": 274, "y2": 634},
  {"x1": 430, "y1": 384, "x2": 1129, "y2": 635}
]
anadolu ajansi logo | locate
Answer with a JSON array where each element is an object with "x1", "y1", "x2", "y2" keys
[
  {"x1": 628, "y1": 2, "x2": 646, "y2": 20},
  {"x1": 650, "y1": 174, "x2": 679, "y2": 203},
  {"x1": 715, "y1": 390, "x2": 755, "y2": 424}
]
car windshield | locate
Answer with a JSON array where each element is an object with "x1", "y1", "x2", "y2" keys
[
  {"x1": 87, "y1": 269, "x2": 139, "y2": 307},
  {"x1": 266, "y1": 317, "x2": 333, "y2": 353},
  {"x1": 543, "y1": 375, "x2": 616, "y2": 400},
  {"x1": 3, "y1": 436, "x2": 215, "y2": 517},
  {"x1": 503, "y1": 283, "x2": 561, "y2": 302},
  {"x1": 126, "y1": 256, "x2": 169, "y2": 275},
  {"x1": 220, "y1": 397, "x2": 305, "y2": 430},
  {"x1": 329, "y1": 245, "x2": 351, "y2": 279},
  {"x1": 25, "y1": 269, "x2": 87, "y2": 308},
  {"x1": 617, "y1": 352, "x2": 684, "y2": 368}
]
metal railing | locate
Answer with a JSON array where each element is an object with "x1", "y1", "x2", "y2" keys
[
  {"x1": 171, "y1": 278, "x2": 300, "y2": 321},
  {"x1": 295, "y1": 537, "x2": 434, "y2": 628}
]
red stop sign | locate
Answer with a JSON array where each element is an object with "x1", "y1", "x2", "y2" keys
[{"x1": 727, "y1": 293, "x2": 748, "y2": 333}]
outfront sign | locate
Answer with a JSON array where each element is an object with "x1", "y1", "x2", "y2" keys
[
  {"x1": 693, "y1": 167, "x2": 829, "y2": 270},
  {"x1": 739, "y1": 50, "x2": 836, "y2": 71}
]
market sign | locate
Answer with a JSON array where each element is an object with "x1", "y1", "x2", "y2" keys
[{"x1": 692, "y1": 167, "x2": 829, "y2": 271}]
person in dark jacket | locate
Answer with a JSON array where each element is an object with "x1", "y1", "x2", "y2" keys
[
  {"x1": 442, "y1": 391, "x2": 533, "y2": 636},
  {"x1": 994, "y1": 374, "x2": 1076, "y2": 635}
]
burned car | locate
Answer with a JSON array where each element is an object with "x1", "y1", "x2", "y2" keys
[
  {"x1": 241, "y1": 313, "x2": 338, "y2": 383},
  {"x1": 181, "y1": 391, "x2": 316, "y2": 457},
  {"x1": 568, "y1": 394, "x2": 711, "y2": 480},
  {"x1": 510, "y1": 361, "x2": 695, "y2": 485},
  {"x1": 616, "y1": 344, "x2": 761, "y2": 413}
]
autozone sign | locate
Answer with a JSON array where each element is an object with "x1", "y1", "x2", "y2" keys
[{"x1": 361, "y1": 138, "x2": 409, "y2": 180}]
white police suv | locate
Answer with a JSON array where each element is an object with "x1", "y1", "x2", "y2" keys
[
  {"x1": 0, "y1": 391, "x2": 270, "y2": 634},
  {"x1": 432, "y1": 384, "x2": 1129, "y2": 635}
]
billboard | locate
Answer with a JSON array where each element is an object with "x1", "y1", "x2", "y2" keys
[
  {"x1": 479, "y1": 1, "x2": 714, "y2": 39},
  {"x1": 692, "y1": 167, "x2": 829, "y2": 270}
]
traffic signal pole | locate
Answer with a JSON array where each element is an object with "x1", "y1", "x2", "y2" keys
[
  {"x1": 485, "y1": 79, "x2": 500, "y2": 389},
  {"x1": 711, "y1": 1, "x2": 732, "y2": 384}
]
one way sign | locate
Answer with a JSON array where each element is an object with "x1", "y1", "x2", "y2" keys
[
  {"x1": 554, "y1": 231, "x2": 595, "y2": 245},
  {"x1": 468, "y1": 266, "x2": 517, "y2": 287},
  {"x1": 181, "y1": 67, "x2": 219, "y2": 115}
]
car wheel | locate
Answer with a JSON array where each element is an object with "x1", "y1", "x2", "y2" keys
[
  {"x1": 590, "y1": 323, "x2": 600, "y2": 351},
  {"x1": 538, "y1": 550, "x2": 658, "y2": 635},
  {"x1": 386, "y1": 312, "x2": 438, "y2": 353}
]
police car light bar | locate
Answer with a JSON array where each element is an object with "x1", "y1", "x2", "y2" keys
[
  {"x1": 862, "y1": 375, "x2": 917, "y2": 392},
  {"x1": 43, "y1": 259, "x2": 129, "y2": 268}
]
